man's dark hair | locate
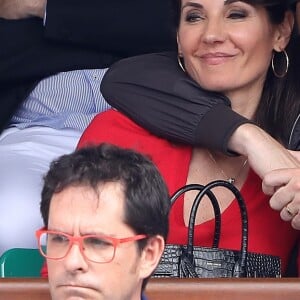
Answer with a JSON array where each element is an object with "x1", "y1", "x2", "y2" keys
[
  {"x1": 41, "y1": 143, "x2": 170, "y2": 243},
  {"x1": 41, "y1": 143, "x2": 170, "y2": 290}
]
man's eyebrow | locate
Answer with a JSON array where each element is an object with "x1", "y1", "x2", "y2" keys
[{"x1": 182, "y1": 1, "x2": 203, "y2": 10}]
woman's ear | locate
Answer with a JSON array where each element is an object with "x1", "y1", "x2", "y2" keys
[
  {"x1": 138, "y1": 235, "x2": 165, "y2": 279},
  {"x1": 273, "y1": 11, "x2": 294, "y2": 51}
]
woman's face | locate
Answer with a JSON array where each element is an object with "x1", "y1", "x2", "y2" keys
[{"x1": 178, "y1": 0, "x2": 289, "y2": 103}]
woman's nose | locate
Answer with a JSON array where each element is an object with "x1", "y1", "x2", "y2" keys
[{"x1": 202, "y1": 19, "x2": 226, "y2": 45}]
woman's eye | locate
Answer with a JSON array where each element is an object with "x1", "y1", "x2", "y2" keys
[
  {"x1": 185, "y1": 12, "x2": 204, "y2": 23},
  {"x1": 227, "y1": 10, "x2": 247, "y2": 19}
]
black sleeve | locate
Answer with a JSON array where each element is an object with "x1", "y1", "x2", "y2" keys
[
  {"x1": 101, "y1": 52, "x2": 250, "y2": 154},
  {"x1": 45, "y1": 0, "x2": 176, "y2": 55}
]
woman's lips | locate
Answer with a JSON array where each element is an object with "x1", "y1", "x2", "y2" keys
[{"x1": 200, "y1": 52, "x2": 235, "y2": 65}]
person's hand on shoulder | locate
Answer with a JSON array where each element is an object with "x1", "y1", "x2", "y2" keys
[{"x1": 0, "y1": 0, "x2": 46, "y2": 19}]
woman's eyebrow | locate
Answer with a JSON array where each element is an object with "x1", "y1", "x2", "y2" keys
[
  {"x1": 182, "y1": 1, "x2": 203, "y2": 10},
  {"x1": 224, "y1": 0, "x2": 245, "y2": 5},
  {"x1": 182, "y1": 0, "x2": 243, "y2": 11}
]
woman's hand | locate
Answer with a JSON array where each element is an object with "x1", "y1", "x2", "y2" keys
[
  {"x1": 228, "y1": 123, "x2": 300, "y2": 229},
  {"x1": 263, "y1": 151, "x2": 300, "y2": 230}
]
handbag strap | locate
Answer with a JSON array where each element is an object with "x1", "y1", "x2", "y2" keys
[
  {"x1": 188, "y1": 180, "x2": 248, "y2": 276},
  {"x1": 170, "y1": 184, "x2": 221, "y2": 248}
]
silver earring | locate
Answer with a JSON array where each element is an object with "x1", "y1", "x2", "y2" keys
[
  {"x1": 177, "y1": 54, "x2": 186, "y2": 73},
  {"x1": 272, "y1": 50, "x2": 289, "y2": 78}
]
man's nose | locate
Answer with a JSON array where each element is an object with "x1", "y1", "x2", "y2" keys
[{"x1": 63, "y1": 242, "x2": 89, "y2": 273}]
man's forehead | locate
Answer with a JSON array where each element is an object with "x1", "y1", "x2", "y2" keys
[{"x1": 48, "y1": 183, "x2": 127, "y2": 230}]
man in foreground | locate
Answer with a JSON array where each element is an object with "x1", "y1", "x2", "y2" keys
[{"x1": 36, "y1": 143, "x2": 170, "y2": 299}]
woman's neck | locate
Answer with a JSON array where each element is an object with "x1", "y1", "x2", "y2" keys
[{"x1": 224, "y1": 79, "x2": 265, "y2": 119}]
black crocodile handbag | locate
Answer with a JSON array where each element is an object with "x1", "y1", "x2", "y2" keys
[{"x1": 153, "y1": 180, "x2": 281, "y2": 278}]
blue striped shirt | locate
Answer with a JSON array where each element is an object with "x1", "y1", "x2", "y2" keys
[{"x1": 10, "y1": 69, "x2": 110, "y2": 131}]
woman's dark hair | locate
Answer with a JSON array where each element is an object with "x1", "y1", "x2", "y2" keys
[
  {"x1": 172, "y1": 0, "x2": 288, "y2": 30},
  {"x1": 172, "y1": 0, "x2": 300, "y2": 147}
]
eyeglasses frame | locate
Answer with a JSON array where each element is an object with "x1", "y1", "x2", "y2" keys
[{"x1": 35, "y1": 227, "x2": 147, "y2": 263}]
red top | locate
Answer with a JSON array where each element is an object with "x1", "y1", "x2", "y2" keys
[{"x1": 76, "y1": 110, "x2": 300, "y2": 273}]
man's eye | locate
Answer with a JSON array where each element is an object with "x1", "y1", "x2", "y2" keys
[
  {"x1": 50, "y1": 234, "x2": 68, "y2": 243},
  {"x1": 85, "y1": 237, "x2": 113, "y2": 248}
]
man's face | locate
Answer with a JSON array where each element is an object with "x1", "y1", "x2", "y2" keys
[{"x1": 47, "y1": 182, "x2": 145, "y2": 300}]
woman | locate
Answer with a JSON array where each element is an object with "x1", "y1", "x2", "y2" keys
[
  {"x1": 78, "y1": 0, "x2": 299, "y2": 274},
  {"x1": 100, "y1": 2, "x2": 300, "y2": 231}
]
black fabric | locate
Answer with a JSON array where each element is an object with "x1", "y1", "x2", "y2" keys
[
  {"x1": 45, "y1": 0, "x2": 176, "y2": 55},
  {"x1": 0, "y1": 18, "x2": 117, "y2": 83},
  {"x1": 153, "y1": 181, "x2": 281, "y2": 278},
  {"x1": 101, "y1": 52, "x2": 251, "y2": 154}
]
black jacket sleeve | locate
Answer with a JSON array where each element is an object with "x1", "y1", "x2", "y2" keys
[
  {"x1": 101, "y1": 52, "x2": 250, "y2": 154},
  {"x1": 45, "y1": 0, "x2": 176, "y2": 55}
]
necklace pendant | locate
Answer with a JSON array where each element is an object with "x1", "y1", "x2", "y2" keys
[{"x1": 228, "y1": 178, "x2": 235, "y2": 184}]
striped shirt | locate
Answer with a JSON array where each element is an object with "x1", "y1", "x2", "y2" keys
[{"x1": 10, "y1": 69, "x2": 110, "y2": 131}]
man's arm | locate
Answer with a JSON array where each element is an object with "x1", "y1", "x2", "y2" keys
[{"x1": 101, "y1": 52, "x2": 250, "y2": 154}]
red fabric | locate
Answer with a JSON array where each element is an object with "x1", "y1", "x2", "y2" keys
[
  {"x1": 40, "y1": 262, "x2": 48, "y2": 278},
  {"x1": 41, "y1": 109, "x2": 300, "y2": 277}
]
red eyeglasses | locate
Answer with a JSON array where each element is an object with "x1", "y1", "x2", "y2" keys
[{"x1": 36, "y1": 228, "x2": 147, "y2": 263}]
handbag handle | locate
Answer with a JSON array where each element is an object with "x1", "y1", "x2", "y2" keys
[
  {"x1": 170, "y1": 184, "x2": 221, "y2": 248},
  {"x1": 187, "y1": 180, "x2": 248, "y2": 277}
]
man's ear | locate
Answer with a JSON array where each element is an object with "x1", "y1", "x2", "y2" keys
[
  {"x1": 139, "y1": 235, "x2": 165, "y2": 279},
  {"x1": 273, "y1": 11, "x2": 294, "y2": 51}
]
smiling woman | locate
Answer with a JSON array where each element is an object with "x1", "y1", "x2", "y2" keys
[
  {"x1": 78, "y1": 0, "x2": 300, "y2": 276},
  {"x1": 177, "y1": 0, "x2": 285, "y2": 113}
]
